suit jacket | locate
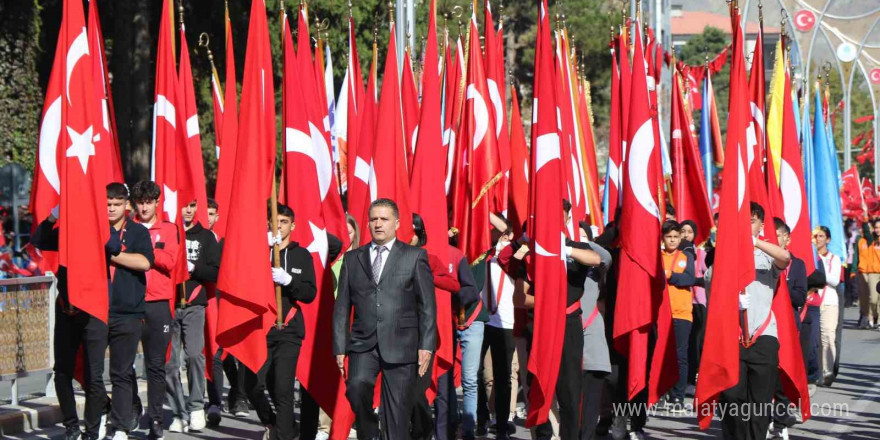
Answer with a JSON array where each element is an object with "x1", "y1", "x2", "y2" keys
[
  {"x1": 788, "y1": 255, "x2": 808, "y2": 309},
  {"x1": 333, "y1": 241, "x2": 437, "y2": 364}
]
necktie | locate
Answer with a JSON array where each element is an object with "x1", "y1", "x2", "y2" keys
[{"x1": 372, "y1": 245, "x2": 386, "y2": 281}]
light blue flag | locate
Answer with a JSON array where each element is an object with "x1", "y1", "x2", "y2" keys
[
  {"x1": 698, "y1": 76, "x2": 714, "y2": 205},
  {"x1": 811, "y1": 89, "x2": 846, "y2": 259}
]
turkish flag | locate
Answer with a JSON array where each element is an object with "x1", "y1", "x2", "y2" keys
[
  {"x1": 484, "y1": 2, "x2": 510, "y2": 215},
  {"x1": 216, "y1": 0, "x2": 276, "y2": 374},
  {"x1": 370, "y1": 23, "x2": 415, "y2": 243},
  {"x1": 554, "y1": 31, "x2": 586, "y2": 237},
  {"x1": 507, "y1": 87, "x2": 529, "y2": 238},
  {"x1": 296, "y1": 8, "x2": 350, "y2": 256},
  {"x1": 443, "y1": 37, "x2": 465, "y2": 197},
  {"x1": 450, "y1": 16, "x2": 502, "y2": 263},
  {"x1": 612, "y1": 22, "x2": 675, "y2": 404},
  {"x1": 213, "y1": 6, "x2": 238, "y2": 238},
  {"x1": 749, "y1": 30, "x2": 767, "y2": 170},
  {"x1": 178, "y1": 25, "x2": 210, "y2": 228},
  {"x1": 670, "y1": 67, "x2": 714, "y2": 245},
  {"x1": 410, "y1": 0, "x2": 453, "y2": 403},
  {"x1": 525, "y1": 0, "x2": 568, "y2": 427},
  {"x1": 347, "y1": 49, "x2": 378, "y2": 244},
  {"x1": 43, "y1": 0, "x2": 112, "y2": 323},
  {"x1": 401, "y1": 49, "x2": 420, "y2": 173},
  {"x1": 695, "y1": 18, "x2": 757, "y2": 429},
  {"x1": 335, "y1": 17, "x2": 364, "y2": 194},
  {"x1": 87, "y1": 0, "x2": 123, "y2": 184},
  {"x1": 604, "y1": 41, "x2": 623, "y2": 224}
]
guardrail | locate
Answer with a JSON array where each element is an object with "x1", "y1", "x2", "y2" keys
[{"x1": 0, "y1": 275, "x2": 56, "y2": 405}]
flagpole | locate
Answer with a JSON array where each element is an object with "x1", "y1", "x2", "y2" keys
[
  {"x1": 178, "y1": 2, "x2": 188, "y2": 309},
  {"x1": 273, "y1": 0, "x2": 286, "y2": 330}
]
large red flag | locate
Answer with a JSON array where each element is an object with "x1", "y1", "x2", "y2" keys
[
  {"x1": 484, "y1": 1, "x2": 510, "y2": 215},
  {"x1": 443, "y1": 37, "x2": 465, "y2": 197},
  {"x1": 216, "y1": 0, "x2": 276, "y2": 374},
  {"x1": 87, "y1": 0, "x2": 123, "y2": 184},
  {"x1": 409, "y1": 0, "x2": 453, "y2": 402},
  {"x1": 525, "y1": 0, "x2": 568, "y2": 426},
  {"x1": 507, "y1": 86, "x2": 529, "y2": 238},
  {"x1": 42, "y1": 0, "x2": 111, "y2": 323},
  {"x1": 213, "y1": 4, "x2": 238, "y2": 238},
  {"x1": 670, "y1": 68, "x2": 714, "y2": 245},
  {"x1": 296, "y1": 7, "x2": 350, "y2": 255},
  {"x1": 695, "y1": 18, "x2": 757, "y2": 429},
  {"x1": 748, "y1": 28, "x2": 766, "y2": 170},
  {"x1": 178, "y1": 23, "x2": 209, "y2": 228},
  {"x1": 335, "y1": 15, "x2": 363, "y2": 194},
  {"x1": 401, "y1": 49, "x2": 420, "y2": 173},
  {"x1": 612, "y1": 22, "x2": 675, "y2": 404},
  {"x1": 347, "y1": 44, "x2": 378, "y2": 244},
  {"x1": 150, "y1": 0, "x2": 189, "y2": 287},
  {"x1": 280, "y1": 13, "x2": 356, "y2": 439},
  {"x1": 605, "y1": 40, "x2": 622, "y2": 224},
  {"x1": 451, "y1": 16, "x2": 502, "y2": 262},
  {"x1": 150, "y1": 0, "x2": 180, "y2": 225},
  {"x1": 554, "y1": 31, "x2": 585, "y2": 238},
  {"x1": 371, "y1": 23, "x2": 415, "y2": 243}
]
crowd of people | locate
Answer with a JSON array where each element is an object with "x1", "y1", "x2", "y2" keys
[{"x1": 41, "y1": 180, "x2": 855, "y2": 440}]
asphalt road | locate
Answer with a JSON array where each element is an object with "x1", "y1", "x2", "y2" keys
[{"x1": 9, "y1": 306, "x2": 880, "y2": 439}]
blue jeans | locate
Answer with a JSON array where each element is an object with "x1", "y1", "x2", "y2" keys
[{"x1": 457, "y1": 321, "x2": 485, "y2": 437}]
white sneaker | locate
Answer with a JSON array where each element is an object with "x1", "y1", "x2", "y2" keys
[
  {"x1": 98, "y1": 413, "x2": 107, "y2": 439},
  {"x1": 262, "y1": 425, "x2": 275, "y2": 440},
  {"x1": 189, "y1": 409, "x2": 206, "y2": 431},
  {"x1": 315, "y1": 431, "x2": 330, "y2": 440},
  {"x1": 611, "y1": 416, "x2": 628, "y2": 440},
  {"x1": 629, "y1": 431, "x2": 646, "y2": 440},
  {"x1": 111, "y1": 431, "x2": 128, "y2": 440},
  {"x1": 168, "y1": 417, "x2": 189, "y2": 433}
]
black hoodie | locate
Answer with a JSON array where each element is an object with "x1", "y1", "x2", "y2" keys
[{"x1": 179, "y1": 222, "x2": 221, "y2": 307}]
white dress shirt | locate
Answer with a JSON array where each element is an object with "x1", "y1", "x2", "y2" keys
[{"x1": 370, "y1": 238, "x2": 396, "y2": 279}]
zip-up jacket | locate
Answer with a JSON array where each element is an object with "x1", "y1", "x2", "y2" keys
[
  {"x1": 137, "y1": 219, "x2": 182, "y2": 302},
  {"x1": 268, "y1": 241, "x2": 318, "y2": 342},
  {"x1": 179, "y1": 222, "x2": 220, "y2": 307}
]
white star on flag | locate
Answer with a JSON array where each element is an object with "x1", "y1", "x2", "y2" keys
[
  {"x1": 163, "y1": 184, "x2": 178, "y2": 223},
  {"x1": 306, "y1": 221, "x2": 329, "y2": 268},
  {"x1": 66, "y1": 125, "x2": 96, "y2": 173}
]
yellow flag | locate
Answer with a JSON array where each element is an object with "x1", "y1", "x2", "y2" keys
[{"x1": 766, "y1": 41, "x2": 785, "y2": 184}]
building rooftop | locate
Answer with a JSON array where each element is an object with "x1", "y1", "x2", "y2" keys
[{"x1": 671, "y1": 10, "x2": 780, "y2": 36}]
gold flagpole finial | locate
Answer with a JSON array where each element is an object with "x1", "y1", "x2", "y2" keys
[
  {"x1": 348, "y1": 0, "x2": 353, "y2": 18},
  {"x1": 388, "y1": 2, "x2": 395, "y2": 25},
  {"x1": 178, "y1": 2, "x2": 185, "y2": 28}
]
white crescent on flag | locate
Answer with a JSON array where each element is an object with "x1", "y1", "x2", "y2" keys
[
  {"x1": 628, "y1": 120, "x2": 660, "y2": 220},
  {"x1": 308, "y1": 122, "x2": 333, "y2": 200},
  {"x1": 780, "y1": 159, "x2": 802, "y2": 231},
  {"x1": 65, "y1": 28, "x2": 89, "y2": 105},
  {"x1": 487, "y1": 79, "x2": 504, "y2": 137},
  {"x1": 467, "y1": 84, "x2": 489, "y2": 150},
  {"x1": 39, "y1": 97, "x2": 62, "y2": 194}
]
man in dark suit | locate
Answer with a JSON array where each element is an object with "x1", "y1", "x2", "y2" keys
[{"x1": 333, "y1": 198, "x2": 437, "y2": 440}]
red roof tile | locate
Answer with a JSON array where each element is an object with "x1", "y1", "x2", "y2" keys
[{"x1": 671, "y1": 11, "x2": 780, "y2": 36}]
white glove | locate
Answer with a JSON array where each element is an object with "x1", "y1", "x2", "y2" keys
[
  {"x1": 187, "y1": 261, "x2": 195, "y2": 273},
  {"x1": 752, "y1": 235, "x2": 757, "y2": 247},
  {"x1": 267, "y1": 231, "x2": 282, "y2": 247},
  {"x1": 272, "y1": 267, "x2": 293, "y2": 286},
  {"x1": 564, "y1": 246, "x2": 574, "y2": 257},
  {"x1": 739, "y1": 292, "x2": 751, "y2": 310}
]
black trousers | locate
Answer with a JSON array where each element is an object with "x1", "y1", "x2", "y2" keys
[
  {"x1": 688, "y1": 304, "x2": 707, "y2": 383},
  {"x1": 207, "y1": 350, "x2": 247, "y2": 409},
  {"x1": 477, "y1": 325, "x2": 515, "y2": 435},
  {"x1": 345, "y1": 347, "x2": 418, "y2": 440},
  {"x1": 580, "y1": 370, "x2": 608, "y2": 440},
  {"x1": 108, "y1": 316, "x2": 143, "y2": 431},
  {"x1": 434, "y1": 369, "x2": 458, "y2": 440},
  {"x1": 300, "y1": 387, "x2": 321, "y2": 440},
  {"x1": 535, "y1": 317, "x2": 584, "y2": 440},
  {"x1": 671, "y1": 318, "x2": 692, "y2": 400},
  {"x1": 719, "y1": 336, "x2": 779, "y2": 440},
  {"x1": 131, "y1": 301, "x2": 172, "y2": 425},
  {"x1": 244, "y1": 337, "x2": 301, "y2": 440},
  {"x1": 409, "y1": 355, "x2": 435, "y2": 439},
  {"x1": 53, "y1": 305, "x2": 108, "y2": 437}
]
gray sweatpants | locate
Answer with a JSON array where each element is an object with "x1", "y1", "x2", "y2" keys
[{"x1": 165, "y1": 305, "x2": 206, "y2": 419}]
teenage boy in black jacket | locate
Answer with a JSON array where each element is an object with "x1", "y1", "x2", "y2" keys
[
  {"x1": 165, "y1": 200, "x2": 221, "y2": 433},
  {"x1": 105, "y1": 183, "x2": 155, "y2": 440},
  {"x1": 34, "y1": 184, "x2": 154, "y2": 440},
  {"x1": 246, "y1": 204, "x2": 317, "y2": 440}
]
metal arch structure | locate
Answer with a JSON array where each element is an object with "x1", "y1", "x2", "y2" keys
[{"x1": 759, "y1": 0, "x2": 880, "y2": 179}]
